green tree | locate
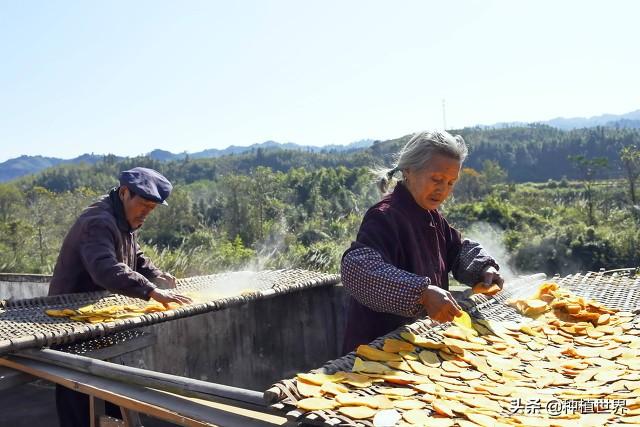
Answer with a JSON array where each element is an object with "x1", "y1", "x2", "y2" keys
[
  {"x1": 249, "y1": 167, "x2": 279, "y2": 241},
  {"x1": 620, "y1": 145, "x2": 640, "y2": 206},
  {"x1": 481, "y1": 160, "x2": 508, "y2": 186},
  {"x1": 220, "y1": 174, "x2": 255, "y2": 245},
  {"x1": 139, "y1": 188, "x2": 198, "y2": 247},
  {"x1": 0, "y1": 219, "x2": 34, "y2": 272},
  {"x1": 25, "y1": 187, "x2": 55, "y2": 268},
  {"x1": 0, "y1": 183, "x2": 24, "y2": 221},
  {"x1": 454, "y1": 168, "x2": 487, "y2": 202},
  {"x1": 569, "y1": 155, "x2": 609, "y2": 225}
]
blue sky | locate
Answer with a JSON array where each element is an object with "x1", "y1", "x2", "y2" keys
[{"x1": 1, "y1": 0, "x2": 638, "y2": 161}]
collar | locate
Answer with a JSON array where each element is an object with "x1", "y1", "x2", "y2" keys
[
  {"x1": 108, "y1": 187, "x2": 133, "y2": 233},
  {"x1": 390, "y1": 182, "x2": 436, "y2": 227}
]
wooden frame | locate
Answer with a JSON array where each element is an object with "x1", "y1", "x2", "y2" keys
[{"x1": 0, "y1": 355, "x2": 290, "y2": 426}]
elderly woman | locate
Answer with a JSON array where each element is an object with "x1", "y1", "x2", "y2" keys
[{"x1": 341, "y1": 130, "x2": 503, "y2": 353}]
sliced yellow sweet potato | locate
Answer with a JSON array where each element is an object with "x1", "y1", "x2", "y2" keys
[
  {"x1": 356, "y1": 345, "x2": 402, "y2": 362},
  {"x1": 472, "y1": 283, "x2": 501, "y2": 296},
  {"x1": 382, "y1": 338, "x2": 414, "y2": 353}
]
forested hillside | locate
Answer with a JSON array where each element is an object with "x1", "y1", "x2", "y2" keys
[
  {"x1": 4, "y1": 126, "x2": 640, "y2": 186},
  {"x1": 460, "y1": 126, "x2": 639, "y2": 182},
  {"x1": 0, "y1": 140, "x2": 374, "y2": 182},
  {"x1": 1, "y1": 126, "x2": 638, "y2": 278}
]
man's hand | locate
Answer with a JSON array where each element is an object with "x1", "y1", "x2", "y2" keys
[
  {"x1": 481, "y1": 265, "x2": 504, "y2": 289},
  {"x1": 149, "y1": 288, "x2": 192, "y2": 308},
  {"x1": 152, "y1": 272, "x2": 177, "y2": 289},
  {"x1": 420, "y1": 285, "x2": 462, "y2": 323}
]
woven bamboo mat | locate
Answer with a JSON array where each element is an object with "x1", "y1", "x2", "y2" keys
[
  {"x1": 463, "y1": 270, "x2": 639, "y2": 322},
  {"x1": 265, "y1": 270, "x2": 640, "y2": 426},
  {"x1": 0, "y1": 269, "x2": 340, "y2": 356}
]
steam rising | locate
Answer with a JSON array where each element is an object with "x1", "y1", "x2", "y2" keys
[
  {"x1": 189, "y1": 270, "x2": 268, "y2": 302},
  {"x1": 463, "y1": 222, "x2": 517, "y2": 280},
  {"x1": 193, "y1": 218, "x2": 290, "y2": 301}
]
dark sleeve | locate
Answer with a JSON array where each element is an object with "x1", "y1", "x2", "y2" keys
[
  {"x1": 135, "y1": 240, "x2": 163, "y2": 280},
  {"x1": 451, "y1": 239, "x2": 500, "y2": 286},
  {"x1": 79, "y1": 221, "x2": 157, "y2": 300},
  {"x1": 341, "y1": 247, "x2": 428, "y2": 317}
]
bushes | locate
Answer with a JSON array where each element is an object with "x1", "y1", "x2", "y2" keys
[
  {"x1": 447, "y1": 181, "x2": 639, "y2": 276},
  {"x1": 2, "y1": 160, "x2": 638, "y2": 277},
  {"x1": 511, "y1": 225, "x2": 639, "y2": 275},
  {"x1": 141, "y1": 233, "x2": 256, "y2": 278}
]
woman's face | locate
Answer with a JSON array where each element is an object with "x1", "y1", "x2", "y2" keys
[{"x1": 403, "y1": 153, "x2": 461, "y2": 210}]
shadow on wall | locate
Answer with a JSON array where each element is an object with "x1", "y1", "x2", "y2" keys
[{"x1": 139, "y1": 284, "x2": 348, "y2": 391}]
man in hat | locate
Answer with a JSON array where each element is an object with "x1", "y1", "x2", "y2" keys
[{"x1": 49, "y1": 166, "x2": 192, "y2": 427}]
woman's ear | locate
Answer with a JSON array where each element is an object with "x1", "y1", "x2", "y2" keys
[{"x1": 402, "y1": 168, "x2": 410, "y2": 184}]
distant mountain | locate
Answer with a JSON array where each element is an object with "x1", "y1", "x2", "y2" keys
[
  {"x1": 147, "y1": 149, "x2": 187, "y2": 162},
  {"x1": 187, "y1": 140, "x2": 302, "y2": 159},
  {"x1": 605, "y1": 118, "x2": 640, "y2": 129},
  {"x1": 323, "y1": 139, "x2": 375, "y2": 152},
  {"x1": 184, "y1": 139, "x2": 375, "y2": 159},
  {"x1": 0, "y1": 139, "x2": 375, "y2": 182},
  {"x1": 484, "y1": 109, "x2": 640, "y2": 130},
  {"x1": 545, "y1": 110, "x2": 640, "y2": 130},
  {"x1": 8, "y1": 127, "x2": 640, "y2": 190},
  {"x1": 0, "y1": 154, "x2": 107, "y2": 182}
]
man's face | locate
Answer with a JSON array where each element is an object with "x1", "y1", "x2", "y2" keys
[{"x1": 119, "y1": 187, "x2": 158, "y2": 229}]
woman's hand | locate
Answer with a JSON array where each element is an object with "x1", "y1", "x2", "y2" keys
[
  {"x1": 420, "y1": 285, "x2": 462, "y2": 323},
  {"x1": 481, "y1": 265, "x2": 504, "y2": 289}
]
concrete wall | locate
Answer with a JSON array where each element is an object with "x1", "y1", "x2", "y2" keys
[
  {"x1": 0, "y1": 273, "x2": 50, "y2": 300},
  {"x1": 139, "y1": 284, "x2": 348, "y2": 391}
]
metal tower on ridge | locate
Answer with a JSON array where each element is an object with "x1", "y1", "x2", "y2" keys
[{"x1": 442, "y1": 98, "x2": 447, "y2": 130}]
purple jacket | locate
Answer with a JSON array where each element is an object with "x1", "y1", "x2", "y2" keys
[
  {"x1": 341, "y1": 182, "x2": 497, "y2": 353},
  {"x1": 49, "y1": 189, "x2": 160, "y2": 300}
]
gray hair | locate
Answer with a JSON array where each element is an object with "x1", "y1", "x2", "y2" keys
[{"x1": 375, "y1": 130, "x2": 468, "y2": 194}]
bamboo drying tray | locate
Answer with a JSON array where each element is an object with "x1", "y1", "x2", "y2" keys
[
  {"x1": 0, "y1": 269, "x2": 340, "y2": 356},
  {"x1": 265, "y1": 270, "x2": 640, "y2": 426}
]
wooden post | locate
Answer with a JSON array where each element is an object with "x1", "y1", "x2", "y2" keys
[
  {"x1": 90, "y1": 395, "x2": 106, "y2": 427},
  {"x1": 120, "y1": 407, "x2": 143, "y2": 427}
]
